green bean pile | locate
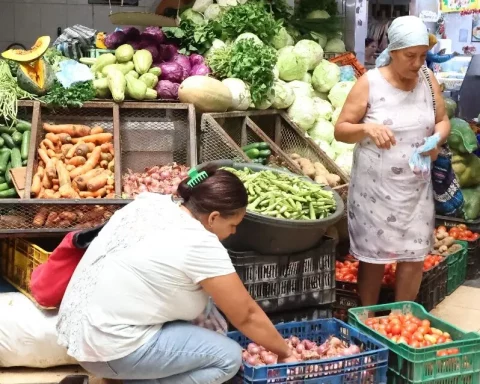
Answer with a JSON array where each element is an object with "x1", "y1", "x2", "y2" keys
[
  {"x1": 0, "y1": 60, "x2": 37, "y2": 124},
  {"x1": 224, "y1": 167, "x2": 337, "y2": 220}
]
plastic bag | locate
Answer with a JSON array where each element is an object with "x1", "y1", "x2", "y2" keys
[
  {"x1": 447, "y1": 118, "x2": 478, "y2": 154},
  {"x1": 339, "y1": 65, "x2": 356, "y2": 82},
  {"x1": 462, "y1": 187, "x2": 480, "y2": 220},
  {"x1": 452, "y1": 152, "x2": 480, "y2": 188},
  {"x1": 191, "y1": 297, "x2": 227, "y2": 335},
  {"x1": 0, "y1": 293, "x2": 76, "y2": 368},
  {"x1": 409, "y1": 133, "x2": 440, "y2": 180},
  {"x1": 56, "y1": 60, "x2": 94, "y2": 88}
]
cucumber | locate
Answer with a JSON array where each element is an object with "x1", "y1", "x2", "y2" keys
[
  {"x1": 0, "y1": 183, "x2": 9, "y2": 192},
  {"x1": 20, "y1": 131, "x2": 30, "y2": 160},
  {"x1": 258, "y1": 149, "x2": 272, "y2": 158},
  {"x1": 245, "y1": 148, "x2": 260, "y2": 159},
  {"x1": 0, "y1": 137, "x2": 4, "y2": 148},
  {"x1": 241, "y1": 142, "x2": 269, "y2": 152},
  {"x1": 15, "y1": 119, "x2": 31, "y2": 132},
  {"x1": 0, "y1": 151, "x2": 10, "y2": 173},
  {"x1": 1, "y1": 133, "x2": 15, "y2": 149},
  {"x1": 0, "y1": 176, "x2": 5, "y2": 184},
  {"x1": 0, "y1": 188, "x2": 18, "y2": 198},
  {"x1": 252, "y1": 158, "x2": 264, "y2": 163},
  {"x1": 0, "y1": 126, "x2": 15, "y2": 135},
  {"x1": 10, "y1": 148, "x2": 22, "y2": 168},
  {"x1": 11, "y1": 131, "x2": 23, "y2": 146},
  {"x1": 5, "y1": 162, "x2": 12, "y2": 186}
]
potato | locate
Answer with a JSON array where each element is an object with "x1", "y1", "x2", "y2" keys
[
  {"x1": 439, "y1": 245, "x2": 448, "y2": 254},
  {"x1": 325, "y1": 174, "x2": 341, "y2": 187},
  {"x1": 315, "y1": 175, "x2": 328, "y2": 185},
  {"x1": 435, "y1": 231, "x2": 447, "y2": 240},
  {"x1": 290, "y1": 153, "x2": 301, "y2": 160},
  {"x1": 447, "y1": 243, "x2": 462, "y2": 254},
  {"x1": 298, "y1": 158, "x2": 316, "y2": 178}
]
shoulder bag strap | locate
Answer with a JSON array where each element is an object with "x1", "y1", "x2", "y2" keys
[{"x1": 420, "y1": 65, "x2": 437, "y2": 117}]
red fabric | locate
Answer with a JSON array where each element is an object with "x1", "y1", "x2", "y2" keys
[{"x1": 30, "y1": 232, "x2": 85, "y2": 308}]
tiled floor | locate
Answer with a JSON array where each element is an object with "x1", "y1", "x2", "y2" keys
[{"x1": 1, "y1": 286, "x2": 479, "y2": 384}]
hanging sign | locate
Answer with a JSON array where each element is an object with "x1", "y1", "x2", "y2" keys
[{"x1": 440, "y1": 0, "x2": 478, "y2": 13}]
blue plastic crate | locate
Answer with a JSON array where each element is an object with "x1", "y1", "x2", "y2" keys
[{"x1": 228, "y1": 318, "x2": 389, "y2": 384}]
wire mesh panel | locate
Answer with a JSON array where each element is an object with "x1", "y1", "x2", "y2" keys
[
  {"x1": 0, "y1": 199, "x2": 126, "y2": 234},
  {"x1": 118, "y1": 103, "x2": 196, "y2": 179}
]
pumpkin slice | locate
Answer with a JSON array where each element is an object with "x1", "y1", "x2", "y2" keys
[
  {"x1": 2, "y1": 36, "x2": 51, "y2": 63},
  {"x1": 17, "y1": 58, "x2": 55, "y2": 96}
]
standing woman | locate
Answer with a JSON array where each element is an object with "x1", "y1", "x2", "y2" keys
[
  {"x1": 334, "y1": 16, "x2": 450, "y2": 306},
  {"x1": 364, "y1": 38, "x2": 378, "y2": 69},
  {"x1": 57, "y1": 165, "x2": 296, "y2": 384}
]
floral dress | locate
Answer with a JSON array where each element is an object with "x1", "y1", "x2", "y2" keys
[{"x1": 348, "y1": 68, "x2": 435, "y2": 264}]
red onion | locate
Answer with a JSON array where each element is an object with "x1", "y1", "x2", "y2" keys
[
  {"x1": 329, "y1": 337, "x2": 342, "y2": 347},
  {"x1": 246, "y1": 356, "x2": 257, "y2": 366},
  {"x1": 242, "y1": 350, "x2": 250, "y2": 360},
  {"x1": 296, "y1": 344, "x2": 305, "y2": 353},
  {"x1": 263, "y1": 354, "x2": 277, "y2": 365},
  {"x1": 290, "y1": 336, "x2": 300, "y2": 347},
  {"x1": 247, "y1": 343, "x2": 260, "y2": 355}
]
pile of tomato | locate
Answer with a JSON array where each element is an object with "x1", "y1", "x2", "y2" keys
[
  {"x1": 436, "y1": 224, "x2": 479, "y2": 242},
  {"x1": 365, "y1": 313, "x2": 458, "y2": 356},
  {"x1": 336, "y1": 255, "x2": 443, "y2": 285}
]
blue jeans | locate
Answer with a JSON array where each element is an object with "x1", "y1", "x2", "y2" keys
[{"x1": 80, "y1": 321, "x2": 242, "y2": 384}]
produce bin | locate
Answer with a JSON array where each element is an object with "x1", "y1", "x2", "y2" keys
[
  {"x1": 348, "y1": 302, "x2": 480, "y2": 384},
  {"x1": 415, "y1": 257, "x2": 448, "y2": 311},
  {"x1": 228, "y1": 318, "x2": 389, "y2": 384},
  {"x1": 118, "y1": 102, "x2": 196, "y2": 195},
  {"x1": 446, "y1": 241, "x2": 468, "y2": 295},
  {"x1": 197, "y1": 160, "x2": 344, "y2": 255},
  {"x1": 229, "y1": 237, "x2": 336, "y2": 313},
  {"x1": 199, "y1": 111, "x2": 349, "y2": 208},
  {"x1": 0, "y1": 237, "x2": 54, "y2": 305}
]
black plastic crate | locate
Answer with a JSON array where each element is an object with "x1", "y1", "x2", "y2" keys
[
  {"x1": 416, "y1": 258, "x2": 448, "y2": 311},
  {"x1": 229, "y1": 237, "x2": 336, "y2": 313}
]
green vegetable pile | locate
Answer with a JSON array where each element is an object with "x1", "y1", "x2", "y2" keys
[
  {"x1": 207, "y1": 39, "x2": 277, "y2": 105},
  {"x1": 41, "y1": 80, "x2": 96, "y2": 108},
  {"x1": 164, "y1": 19, "x2": 221, "y2": 55},
  {"x1": 224, "y1": 167, "x2": 337, "y2": 220}
]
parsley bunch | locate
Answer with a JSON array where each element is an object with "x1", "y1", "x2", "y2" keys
[
  {"x1": 207, "y1": 39, "x2": 277, "y2": 105},
  {"x1": 41, "y1": 80, "x2": 96, "y2": 108},
  {"x1": 163, "y1": 19, "x2": 221, "y2": 55}
]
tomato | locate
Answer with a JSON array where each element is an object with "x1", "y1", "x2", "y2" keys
[
  {"x1": 448, "y1": 348, "x2": 459, "y2": 355},
  {"x1": 412, "y1": 332, "x2": 424, "y2": 342},
  {"x1": 378, "y1": 329, "x2": 387, "y2": 336},
  {"x1": 380, "y1": 318, "x2": 390, "y2": 325},
  {"x1": 405, "y1": 323, "x2": 418, "y2": 334},
  {"x1": 457, "y1": 224, "x2": 467, "y2": 230},
  {"x1": 385, "y1": 323, "x2": 392, "y2": 334},
  {"x1": 437, "y1": 336, "x2": 447, "y2": 344},
  {"x1": 472, "y1": 233, "x2": 479, "y2": 240},
  {"x1": 390, "y1": 335, "x2": 399, "y2": 343},
  {"x1": 421, "y1": 320, "x2": 431, "y2": 328},
  {"x1": 443, "y1": 332, "x2": 451, "y2": 338},
  {"x1": 410, "y1": 340, "x2": 422, "y2": 348},
  {"x1": 437, "y1": 350, "x2": 448, "y2": 357},
  {"x1": 449, "y1": 228, "x2": 459, "y2": 238},
  {"x1": 465, "y1": 230, "x2": 473, "y2": 237},
  {"x1": 389, "y1": 324, "x2": 401, "y2": 336},
  {"x1": 418, "y1": 326, "x2": 430, "y2": 335},
  {"x1": 397, "y1": 336, "x2": 409, "y2": 344},
  {"x1": 438, "y1": 226, "x2": 447, "y2": 232},
  {"x1": 401, "y1": 329, "x2": 412, "y2": 339}
]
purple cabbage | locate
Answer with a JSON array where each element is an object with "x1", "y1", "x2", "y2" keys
[
  {"x1": 142, "y1": 26, "x2": 166, "y2": 45},
  {"x1": 156, "y1": 80, "x2": 180, "y2": 100},
  {"x1": 172, "y1": 54, "x2": 191, "y2": 74},
  {"x1": 158, "y1": 44, "x2": 179, "y2": 62},
  {"x1": 139, "y1": 42, "x2": 160, "y2": 61},
  {"x1": 189, "y1": 53, "x2": 205, "y2": 67},
  {"x1": 158, "y1": 62, "x2": 186, "y2": 83},
  {"x1": 190, "y1": 64, "x2": 211, "y2": 76},
  {"x1": 130, "y1": 40, "x2": 142, "y2": 50},
  {"x1": 122, "y1": 27, "x2": 141, "y2": 42},
  {"x1": 105, "y1": 31, "x2": 127, "y2": 49}
]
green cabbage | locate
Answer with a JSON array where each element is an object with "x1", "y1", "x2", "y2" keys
[
  {"x1": 293, "y1": 40, "x2": 324, "y2": 71},
  {"x1": 222, "y1": 78, "x2": 251, "y2": 111},
  {"x1": 313, "y1": 97, "x2": 334, "y2": 120},
  {"x1": 310, "y1": 32, "x2": 328, "y2": 49},
  {"x1": 328, "y1": 81, "x2": 355, "y2": 108},
  {"x1": 204, "y1": 4, "x2": 223, "y2": 20},
  {"x1": 287, "y1": 96, "x2": 318, "y2": 131},
  {"x1": 312, "y1": 59, "x2": 340, "y2": 93},
  {"x1": 235, "y1": 33, "x2": 263, "y2": 45},
  {"x1": 288, "y1": 80, "x2": 314, "y2": 99},
  {"x1": 306, "y1": 10, "x2": 330, "y2": 19},
  {"x1": 302, "y1": 73, "x2": 312, "y2": 83},
  {"x1": 335, "y1": 151, "x2": 354, "y2": 175},
  {"x1": 181, "y1": 9, "x2": 205, "y2": 24},
  {"x1": 325, "y1": 38, "x2": 346, "y2": 53},
  {"x1": 331, "y1": 139, "x2": 355, "y2": 156},
  {"x1": 315, "y1": 140, "x2": 336, "y2": 159},
  {"x1": 314, "y1": 90, "x2": 329, "y2": 100},
  {"x1": 277, "y1": 47, "x2": 308, "y2": 81},
  {"x1": 271, "y1": 27, "x2": 294, "y2": 50},
  {"x1": 271, "y1": 81, "x2": 295, "y2": 109},
  {"x1": 309, "y1": 118, "x2": 335, "y2": 144},
  {"x1": 192, "y1": 0, "x2": 213, "y2": 13}
]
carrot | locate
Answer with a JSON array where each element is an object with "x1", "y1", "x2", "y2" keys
[
  {"x1": 38, "y1": 187, "x2": 45, "y2": 198},
  {"x1": 105, "y1": 193, "x2": 116, "y2": 199},
  {"x1": 100, "y1": 152, "x2": 114, "y2": 162},
  {"x1": 33, "y1": 208, "x2": 49, "y2": 227},
  {"x1": 69, "y1": 147, "x2": 102, "y2": 179},
  {"x1": 47, "y1": 149, "x2": 57, "y2": 158},
  {"x1": 59, "y1": 184, "x2": 79, "y2": 198},
  {"x1": 91, "y1": 126, "x2": 104, "y2": 134},
  {"x1": 42, "y1": 139, "x2": 56, "y2": 151},
  {"x1": 45, "y1": 157, "x2": 57, "y2": 179},
  {"x1": 67, "y1": 156, "x2": 86, "y2": 167},
  {"x1": 75, "y1": 143, "x2": 89, "y2": 157},
  {"x1": 80, "y1": 188, "x2": 107, "y2": 198},
  {"x1": 66, "y1": 164, "x2": 75, "y2": 172},
  {"x1": 86, "y1": 143, "x2": 96, "y2": 152},
  {"x1": 45, "y1": 212, "x2": 60, "y2": 227},
  {"x1": 60, "y1": 212, "x2": 77, "y2": 222},
  {"x1": 100, "y1": 143, "x2": 114, "y2": 154},
  {"x1": 56, "y1": 161, "x2": 71, "y2": 188},
  {"x1": 52, "y1": 178, "x2": 59, "y2": 185},
  {"x1": 108, "y1": 159, "x2": 114, "y2": 173},
  {"x1": 45, "y1": 133, "x2": 59, "y2": 144},
  {"x1": 57, "y1": 133, "x2": 72, "y2": 144},
  {"x1": 71, "y1": 133, "x2": 113, "y2": 144},
  {"x1": 87, "y1": 172, "x2": 110, "y2": 192},
  {"x1": 42, "y1": 173, "x2": 52, "y2": 189},
  {"x1": 43, "y1": 123, "x2": 91, "y2": 137},
  {"x1": 61, "y1": 144, "x2": 73, "y2": 157},
  {"x1": 31, "y1": 173, "x2": 42, "y2": 198},
  {"x1": 100, "y1": 160, "x2": 108, "y2": 169},
  {"x1": 66, "y1": 141, "x2": 84, "y2": 159},
  {"x1": 53, "y1": 185, "x2": 59, "y2": 192},
  {"x1": 43, "y1": 189, "x2": 55, "y2": 199},
  {"x1": 38, "y1": 148, "x2": 50, "y2": 164},
  {"x1": 38, "y1": 160, "x2": 45, "y2": 168},
  {"x1": 74, "y1": 168, "x2": 104, "y2": 190},
  {"x1": 53, "y1": 191, "x2": 61, "y2": 198}
]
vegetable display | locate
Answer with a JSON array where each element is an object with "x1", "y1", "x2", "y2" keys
[
  {"x1": 224, "y1": 167, "x2": 337, "y2": 220},
  {"x1": 242, "y1": 336, "x2": 361, "y2": 366},
  {"x1": 290, "y1": 153, "x2": 340, "y2": 187},
  {"x1": 435, "y1": 224, "x2": 479, "y2": 242},
  {"x1": 242, "y1": 142, "x2": 271, "y2": 164},
  {"x1": 364, "y1": 314, "x2": 458, "y2": 355},
  {"x1": 30, "y1": 123, "x2": 115, "y2": 199},
  {"x1": 432, "y1": 230, "x2": 464, "y2": 256},
  {"x1": 122, "y1": 163, "x2": 189, "y2": 198},
  {"x1": 32, "y1": 204, "x2": 113, "y2": 229}
]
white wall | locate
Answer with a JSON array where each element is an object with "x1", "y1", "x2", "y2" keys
[
  {"x1": 0, "y1": 0, "x2": 156, "y2": 51},
  {"x1": 443, "y1": 13, "x2": 480, "y2": 53}
]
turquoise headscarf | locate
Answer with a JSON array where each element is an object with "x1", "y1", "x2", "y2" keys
[{"x1": 376, "y1": 16, "x2": 429, "y2": 68}]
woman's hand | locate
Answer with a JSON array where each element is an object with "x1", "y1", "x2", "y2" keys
[
  {"x1": 363, "y1": 123, "x2": 397, "y2": 149},
  {"x1": 278, "y1": 354, "x2": 299, "y2": 364},
  {"x1": 421, "y1": 146, "x2": 440, "y2": 161}
]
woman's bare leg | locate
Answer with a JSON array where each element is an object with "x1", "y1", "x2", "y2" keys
[
  {"x1": 395, "y1": 261, "x2": 424, "y2": 302},
  {"x1": 358, "y1": 261, "x2": 386, "y2": 306}
]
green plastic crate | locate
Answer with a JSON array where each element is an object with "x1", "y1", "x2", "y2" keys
[
  {"x1": 446, "y1": 241, "x2": 468, "y2": 295},
  {"x1": 348, "y1": 301, "x2": 480, "y2": 384},
  {"x1": 88, "y1": 48, "x2": 115, "y2": 58}
]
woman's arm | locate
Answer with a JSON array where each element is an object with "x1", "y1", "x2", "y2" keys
[
  {"x1": 200, "y1": 274, "x2": 292, "y2": 360},
  {"x1": 429, "y1": 68, "x2": 450, "y2": 143},
  {"x1": 427, "y1": 52, "x2": 455, "y2": 64},
  {"x1": 334, "y1": 75, "x2": 370, "y2": 144}
]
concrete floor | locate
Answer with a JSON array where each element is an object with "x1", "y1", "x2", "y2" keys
[{"x1": 1, "y1": 286, "x2": 479, "y2": 384}]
